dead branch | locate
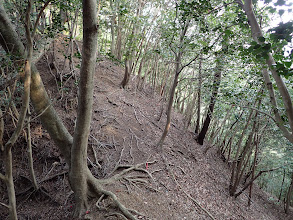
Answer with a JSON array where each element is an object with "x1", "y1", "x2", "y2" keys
[
  {"x1": 132, "y1": 106, "x2": 142, "y2": 125},
  {"x1": 0, "y1": 202, "x2": 9, "y2": 208},
  {"x1": 40, "y1": 170, "x2": 68, "y2": 183},
  {"x1": 91, "y1": 145, "x2": 102, "y2": 169}
]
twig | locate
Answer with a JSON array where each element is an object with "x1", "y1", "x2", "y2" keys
[
  {"x1": 106, "y1": 212, "x2": 128, "y2": 220},
  {"x1": 0, "y1": 202, "x2": 9, "y2": 208},
  {"x1": 132, "y1": 106, "x2": 142, "y2": 125},
  {"x1": 129, "y1": 135, "x2": 134, "y2": 164},
  {"x1": 40, "y1": 170, "x2": 68, "y2": 183},
  {"x1": 91, "y1": 145, "x2": 102, "y2": 169},
  {"x1": 109, "y1": 138, "x2": 126, "y2": 176},
  {"x1": 24, "y1": 100, "x2": 56, "y2": 127}
]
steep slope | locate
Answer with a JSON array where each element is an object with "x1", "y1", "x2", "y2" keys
[{"x1": 0, "y1": 38, "x2": 292, "y2": 220}]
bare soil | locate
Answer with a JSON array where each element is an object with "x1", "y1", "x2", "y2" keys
[{"x1": 0, "y1": 37, "x2": 292, "y2": 220}]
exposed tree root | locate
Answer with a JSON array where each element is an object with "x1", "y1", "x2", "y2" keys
[{"x1": 86, "y1": 161, "x2": 157, "y2": 220}]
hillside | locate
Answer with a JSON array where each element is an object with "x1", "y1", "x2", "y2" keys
[{"x1": 0, "y1": 38, "x2": 292, "y2": 220}]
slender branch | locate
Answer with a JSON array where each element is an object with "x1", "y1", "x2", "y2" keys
[
  {"x1": 234, "y1": 0, "x2": 244, "y2": 8},
  {"x1": 0, "y1": 202, "x2": 9, "y2": 208},
  {"x1": 238, "y1": 105, "x2": 276, "y2": 122},
  {"x1": 5, "y1": 0, "x2": 32, "y2": 149},
  {"x1": 180, "y1": 27, "x2": 229, "y2": 72},
  {"x1": 204, "y1": 2, "x2": 236, "y2": 16},
  {"x1": 235, "y1": 166, "x2": 283, "y2": 198},
  {"x1": 32, "y1": 0, "x2": 53, "y2": 39},
  {"x1": 23, "y1": 99, "x2": 56, "y2": 128}
]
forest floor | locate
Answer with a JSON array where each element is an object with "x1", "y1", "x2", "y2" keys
[{"x1": 0, "y1": 37, "x2": 292, "y2": 220}]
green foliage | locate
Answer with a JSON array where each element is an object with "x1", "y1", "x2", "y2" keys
[{"x1": 269, "y1": 22, "x2": 293, "y2": 43}]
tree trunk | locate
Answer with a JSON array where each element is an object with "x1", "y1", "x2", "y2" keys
[
  {"x1": 120, "y1": 0, "x2": 143, "y2": 88},
  {"x1": 157, "y1": 54, "x2": 181, "y2": 150},
  {"x1": 116, "y1": 4, "x2": 122, "y2": 60},
  {"x1": 69, "y1": 0, "x2": 98, "y2": 217},
  {"x1": 240, "y1": 0, "x2": 293, "y2": 143},
  {"x1": 248, "y1": 134, "x2": 258, "y2": 206},
  {"x1": 196, "y1": 58, "x2": 222, "y2": 145},
  {"x1": 278, "y1": 169, "x2": 286, "y2": 202},
  {"x1": 109, "y1": 0, "x2": 116, "y2": 55},
  {"x1": 195, "y1": 57, "x2": 202, "y2": 134},
  {"x1": 285, "y1": 172, "x2": 293, "y2": 214}
]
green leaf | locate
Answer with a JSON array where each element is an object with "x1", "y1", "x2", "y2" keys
[
  {"x1": 264, "y1": 0, "x2": 272, "y2": 3},
  {"x1": 253, "y1": 44, "x2": 261, "y2": 50},
  {"x1": 268, "y1": 7, "x2": 277, "y2": 13},
  {"x1": 278, "y1": 9, "x2": 285, "y2": 16},
  {"x1": 284, "y1": 61, "x2": 292, "y2": 68},
  {"x1": 263, "y1": 43, "x2": 271, "y2": 51},
  {"x1": 275, "y1": 0, "x2": 286, "y2": 6},
  {"x1": 251, "y1": 41, "x2": 258, "y2": 46},
  {"x1": 258, "y1": 37, "x2": 265, "y2": 43}
]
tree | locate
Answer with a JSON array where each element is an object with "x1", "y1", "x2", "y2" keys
[
  {"x1": 196, "y1": 55, "x2": 222, "y2": 145},
  {"x1": 120, "y1": 0, "x2": 144, "y2": 88},
  {"x1": 69, "y1": 0, "x2": 98, "y2": 216},
  {"x1": 237, "y1": 0, "x2": 293, "y2": 143},
  {"x1": 0, "y1": 1, "x2": 145, "y2": 219}
]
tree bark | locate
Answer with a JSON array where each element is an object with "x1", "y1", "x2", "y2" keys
[
  {"x1": 0, "y1": 2, "x2": 73, "y2": 164},
  {"x1": 196, "y1": 58, "x2": 222, "y2": 145},
  {"x1": 157, "y1": 55, "x2": 181, "y2": 150},
  {"x1": 69, "y1": 0, "x2": 98, "y2": 217}
]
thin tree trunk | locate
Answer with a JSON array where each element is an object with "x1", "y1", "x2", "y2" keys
[
  {"x1": 120, "y1": 0, "x2": 143, "y2": 88},
  {"x1": 278, "y1": 169, "x2": 286, "y2": 202},
  {"x1": 229, "y1": 107, "x2": 254, "y2": 195},
  {"x1": 109, "y1": 0, "x2": 115, "y2": 55},
  {"x1": 195, "y1": 57, "x2": 202, "y2": 134},
  {"x1": 27, "y1": 107, "x2": 39, "y2": 190},
  {"x1": 285, "y1": 172, "x2": 293, "y2": 214},
  {"x1": 157, "y1": 54, "x2": 181, "y2": 150},
  {"x1": 248, "y1": 134, "x2": 258, "y2": 206},
  {"x1": 116, "y1": 2, "x2": 122, "y2": 60},
  {"x1": 240, "y1": 0, "x2": 293, "y2": 143},
  {"x1": 0, "y1": 3, "x2": 73, "y2": 164},
  {"x1": 69, "y1": 0, "x2": 98, "y2": 217},
  {"x1": 156, "y1": 19, "x2": 191, "y2": 148},
  {"x1": 196, "y1": 58, "x2": 222, "y2": 145}
]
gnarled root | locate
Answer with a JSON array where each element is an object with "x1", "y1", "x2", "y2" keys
[{"x1": 84, "y1": 161, "x2": 156, "y2": 219}]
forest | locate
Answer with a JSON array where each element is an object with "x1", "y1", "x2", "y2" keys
[{"x1": 0, "y1": 0, "x2": 293, "y2": 219}]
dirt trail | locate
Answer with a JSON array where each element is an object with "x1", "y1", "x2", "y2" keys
[{"x1": 0, "y1": 38, "x2": 292, "y2": 220}]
